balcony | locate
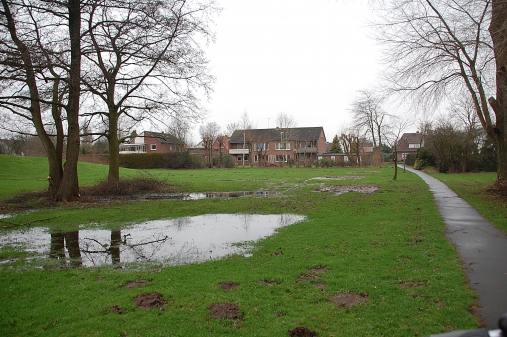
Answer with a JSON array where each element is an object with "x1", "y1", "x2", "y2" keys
[
  {"x1": 229, "y1": 149, "x2": 249, "y2": 155},
  {"x1": 119, "y1": 144, "x2": 147, "y2": 154}
]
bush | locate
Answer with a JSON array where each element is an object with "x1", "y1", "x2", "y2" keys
[
  {"x1": 316, "y1": 159, "x2": 337, "y2": 168},
  {"x1": 405, "y1": 153, "x2": 417, "y2": 166},
  {"x1": 477, "y1": 141, "x2": 497, "y2": 172},
  {"x1": 414, "y1": 148, "x2": 436, "y2": 170},
  {"x1": 221, "y1": 154, "x2": 235, "y2": 168},
  {"x1": 119, "y1": 152, "x2": 200, "y2": 169}
]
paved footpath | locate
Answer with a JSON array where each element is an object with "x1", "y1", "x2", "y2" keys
[{"x1": 403, "y1": 166, "x2": 507, "y2": 328}]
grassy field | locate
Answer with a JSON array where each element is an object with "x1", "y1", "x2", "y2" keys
[
  {"x1": 0, "y1": 155, "x2": 483, "y2": 336},
  {"x1": 428, "y1": 171, "x2": 507, "y2": 234}
]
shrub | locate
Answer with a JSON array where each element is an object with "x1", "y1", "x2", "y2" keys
[
  {"x1": 317, "y1": 159, "x2": 337, "y2": 168},
  {"x1": 405, "y1": 153, "x2": 417, "y2": 166},
  {"x1": 415, "y1": 148, "x2": 436, "y2": 170},
  {"x1": 221, "y1": 154, "x2": 235, "y2": 168},
  {"x1": 119, "y1": 152, "x2": 200, "y2": 169}
]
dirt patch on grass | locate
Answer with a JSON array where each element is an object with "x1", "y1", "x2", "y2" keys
[
  {"x1": 134, "y1": 292, "x2": 167, "y2": 309},
  {"x1": 261, "y1": 279, "x2": 281, "y2": 286},
  {"x1": 288, "y1": 326, "x2": 317, "y2": 336},
  {"x1": 208, "y1": 302, "x2": 241, "y2": 319},
  {"x1": 83, "y1": 178, "x2": 174, "y2": 198},
  {"x1": 104, "y1": 305, "x2": 123, "y2": 314},
  {"x1": 399, "y1": 280, "x2": 429, "y2": 288},
  {"x1": 1, "y1": 177, "x2": 176, "y2": 211},
  {"x1": 486, "y1": 182, "x2": 507, "y2": 200},
  {"x1": 125, "y1": 279, "x2": 151, "y2": 289},
  {"x1": 219, "y1": 281, "x2": 239, "y2": 291},
  {"x1": 297, "y1": 273, "x2": 320, "y2": 282},
  {"x1": 315, "y1": 184, "x2": 378, "y2": 196},
  {"x1": 311, "y1": 282, "x2": 327, "y2": 289},
  {"x1": 330, "y1": 292, "x2": 369, "y2": 309}
]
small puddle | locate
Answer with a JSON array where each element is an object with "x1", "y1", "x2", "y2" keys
[
  {"x1": 309, "y1": 176, "x2": 365, "y2": 181},
  {"x1": 0, "y1": 213, "x2": 305, "y2": 268},
  {"x1": 142, "y1": 191, "x2": 277, "y2": 200}
]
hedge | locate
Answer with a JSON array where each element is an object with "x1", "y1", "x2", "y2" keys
[{"x1": 119, "y1": 152, "x2": 196, "y2": 169}]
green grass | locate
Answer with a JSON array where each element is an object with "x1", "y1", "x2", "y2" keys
[
  {"x1": 428, "y1": 172, "x2": 507, "y2": 234},
  {"x1": 0, "y1": 156, "x2": 481, "y2": 336}
]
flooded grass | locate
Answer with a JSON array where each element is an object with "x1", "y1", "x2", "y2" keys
[
  {"x1": 0, "y1": 214, "x2": 305, "y2": 268},
  {"x1": 0, "y1": 160, "x2": 481, "y2": 336}
]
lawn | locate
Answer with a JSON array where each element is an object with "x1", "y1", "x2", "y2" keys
[
  {"x1": 428, "y1": 171, "x2": 507, "y2": 234},
  {"x1": 0, "y1": 155, "x2": 481, "y2": 336}
]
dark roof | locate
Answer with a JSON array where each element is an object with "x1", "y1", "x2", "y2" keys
[
  {"x1": 401, "y1": 132, "x2": 423, "y2": 144},
  {"x1": 229, "y1": 127, "x2": 325, "y2": 143},
  {"x1": 143, "y1": 131, "x2": 183, "y2": 145},
  {"x1": 397, "y1": 132, "x2": 423, "y2": 152}
]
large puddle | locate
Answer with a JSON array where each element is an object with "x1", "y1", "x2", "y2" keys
[
  {"x1": 0, "y1": 214, "x2": 305, "y2": 268},
  {"x1": 142, "y1": 191, "x2": 277, "y2": 200}
]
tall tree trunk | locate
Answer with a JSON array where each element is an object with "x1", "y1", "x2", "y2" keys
[
  {"x1": 1, "y1": 0, "x2": 64, "y2": 199},
  {"x1": 393, "y1": 143, "x2": 398, "y2": 180},
  {"x1": 108, "y1": 111, "x2": 120, "y2": 183},
  {"x1": 489, "y1": 0, "x2": 507, "y2": 187},
  {"x1": 56, "y1": 0, "x2": 81, "y2": 201}
]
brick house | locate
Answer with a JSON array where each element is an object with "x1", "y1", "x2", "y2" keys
[
  {"x1": 119, "y1": 131, "x2": 184, "y2": 154},
  {"x1": 396, "y1": 132, "x2": 424, "y2": 161},
  {"x1": 228, "y1": 127, "x2": 327, "y2": 165},
  {"x1": 187, "y1": 135, "x2": 229, "y2": 164}
]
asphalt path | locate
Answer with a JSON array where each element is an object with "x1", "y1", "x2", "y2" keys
[{"x1": 403, "y1": 166, "x2": 507, "y2": 329}]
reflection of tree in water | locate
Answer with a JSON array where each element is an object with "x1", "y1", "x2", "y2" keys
[
  {"x1": 278, "y1": 214, "x2": 298, "y2": 227},
  {"x1": 173, "y1": 217, "x2": 191, "y2": 231},
  {"x1": 110, "y1": 230, "x2": 121, "y2": 264},
  {"x1": 49, "y1": 231, "x2": 82, "y2": 267},
  {"x1": 127, "y1": 232, "x2": 170, "y2": 262},
  {"x1": 239, "y1": 214, "x2": 253, "y2": 232},
  {"x1": 48, "y1": 230, "x2": 170, "y2": 266}
]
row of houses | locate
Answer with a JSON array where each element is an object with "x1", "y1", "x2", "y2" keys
[{"x1": 119, "y1": 128, "x2": 424, "y2": 165}]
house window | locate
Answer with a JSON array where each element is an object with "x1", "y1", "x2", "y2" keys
[
  {"x1": 276, "y1": 155, "x2": 287, "y2": 162},
  {"x1": 237, "y1": 144, "x2": 248, "y2": 149},
  {"x1": 255, "y1": 143, "x2": 268, "y2": 151},
  {"x1": 276, "y1": 142, "x2": 290, "y2": 150},
  {"x1": 408, "y1": 143, "x2": 421, "y2": 149},
  {"x1": 151, "y1": 144, "x2": 157, "y2": 151},
  {"x1": 237, "y1": 155, "x2": 249, "y2": 161}
]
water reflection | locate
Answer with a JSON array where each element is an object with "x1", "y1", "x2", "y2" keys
[
  {"x1": 49, "y1": 231, "x2": 82, "y2": 267},
  {"x1": 0, "y1": 214, "x2": 305, "y2": 268},
  {"x1": 144, "y1": 191, "x2": 277, "y2": 200}
]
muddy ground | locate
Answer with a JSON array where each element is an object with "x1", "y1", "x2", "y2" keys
[{"x1": 104, "y1": 266, "x2": 371, "y2": 336}]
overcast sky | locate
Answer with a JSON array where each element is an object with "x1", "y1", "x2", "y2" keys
[{"x1": 193, "y1": 0, "x2": 384, "y2": 143}]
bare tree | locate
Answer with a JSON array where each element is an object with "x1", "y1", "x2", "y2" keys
[
  {"x1": 374, "y1": 0, "x2": 507, "y2": 188},
  {"x1": 382, "y1": 115, "x2": 412, "y2": 180},
  {"x1": 80, "y1": 0, "x2": 216, "y2": 182},
  {"x1": 238, "y1": 111, "x2": 254, "y2": 167},
  {"x1": 252, "y1": 130, "x2": 270, "y2": 167},
  {"x1": 350, "y1": 90, "x2": 388, "y2": 148},
  {"x1": 215, "y1": 134, "x2": 227, "y2": 167},
  {"x1": 275, "y1": 112, "x2": 297, "y2": 166},
  {"x1": 199, "y1": 122, "x2": 220, "y2": 168},
  {"x1": 226, "y1": 122, "x2": 239, "y2": 137},
  {"x1": 167, "y1": 116, "x2": 192, "y2": 152},
  {"x1": 0, "y1": 0, "x2": 81, "y2": 201},
  {"x1": 339, "y1": 133, "x2": 358, "y2": 165}
]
